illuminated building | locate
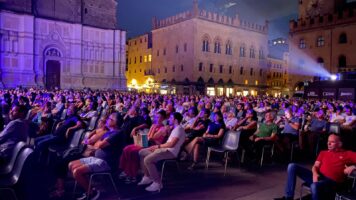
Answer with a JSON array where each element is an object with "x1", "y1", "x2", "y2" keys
[
  {"x1": 289, "y1": 0, "x2": 356, "y2": 90},
  {"x1": 126, "y1": 33, "x2": 155, "y2": 93},
  {"x1": 267, "y1": 38, "x2": 290, "y2": 97},
  {"x1": 0, "y1": 0, "x2": 127, "y2": 90},
  {"x1": 143, "y1": 0, "x2": 269, "y2": 96}
]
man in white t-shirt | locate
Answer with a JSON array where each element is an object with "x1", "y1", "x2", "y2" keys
[
  {"x1": 342, "y1": 106, "x2": 356, "y2": 130},
  {"x1": 138, "y1": 112, "x2": 186, "y2": 192}
]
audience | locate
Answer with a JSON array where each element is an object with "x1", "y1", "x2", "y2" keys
[{"x1": 0, "y1": 87, "x2": 355, "y2": 199}]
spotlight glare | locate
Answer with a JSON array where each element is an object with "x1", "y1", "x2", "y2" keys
[{"x1": 330, "y1": 74, "x2": 337, "y2": 81}]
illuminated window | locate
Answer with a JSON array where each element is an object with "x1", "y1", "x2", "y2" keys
[
  {"x1": 148, "y1": 54, "x2": 152, "y2": 62},
  {"x1": 245, "y1": 80, "x2": 248, "y2": 85},
  {"x1": 144, "y1": 55, "x2": 147, "y2": 62},
  {"x1": 207, "y1": 87, "x2": 215, "y2": 96},
  {"x1": 255, "y1": 80, "x2": 258, "y2": 85}
]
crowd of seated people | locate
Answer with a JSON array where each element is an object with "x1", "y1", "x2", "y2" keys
[{"x1": 0, "y1": 87, "x2": 355, "y2": 200}]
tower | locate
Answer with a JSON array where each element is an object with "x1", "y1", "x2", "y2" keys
[{"x1": 82, "y1": 0, "x2": 118, "y2": 29}]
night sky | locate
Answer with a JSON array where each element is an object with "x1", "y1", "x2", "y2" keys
[{"x1": 117, "y1": 0, "x2": 299, "y2": 39}]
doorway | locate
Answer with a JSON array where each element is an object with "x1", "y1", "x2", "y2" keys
[{"x1": 46, "y1": 60, "x2": 61, "y2": 90}]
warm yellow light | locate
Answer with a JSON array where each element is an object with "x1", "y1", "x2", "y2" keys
[
  {"x1": 131, "y1": 79, "x2": 137, "y2": 85},
  {"x1": 255, "y1": 80, "x2": 258, "y2": 85},
  {"x1": 144, "y1": 55, "x2": 147, "y2": 63},
  {"x1": 245, "y1": 80, "x2": 248, "y2": 85},
  {"x1": 148, "y1": 54, "x2": 152, "y2": 62}
]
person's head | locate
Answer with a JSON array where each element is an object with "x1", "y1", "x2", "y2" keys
[
  {"x1": 140, "y1": 107, "x2": 150, "y2": 116},
  {"x1": 201, "y1": 109, "x2": 210, "y2": 119},
  {"x1": 327, "y1": 134, "x2": 343, "y2": 151},
  {"x1": 227, "y1": 111, "x2": 235, "y2": 119},
  {"x1": 66, "y1": 105, "x2": 77, "y2": 116},
  {"x1": 88, "y1": 101, "x2": 98, "y2": 111},
  {"x1": 169, "y1": 112, "x2": 183, "y2": 126},
  {"x1": 10, "y1": 104, "x2": 27, "y2": 120},
  {"x1": 106, "y1": 112, "x2": 123, "y2": 129},
  {"x1": 44, "y1": 101, "x2": 52, "y2": 112},
  {"x1": 246, "y1": 109, "x2": 257, "y2": 120},
  {"x1": 155, "y1": 109, "x2": 167, "y2": 124},
  {"x1": 316, "y1": 110, "x2": 325, "y2": 119},
  {"x1": 214, "y1": 111, "x2": 224, "y2": 123},
  {"x1": 98, "y1": 117, "x2": 107, "y2": 128},
  {"x1": 284, "y1": 108, "x2": 293, "y2": 119},
  {"x1": 344, "y1": 106, "x2": 353, "y2": 116},
  {"x1": 128, "y1": 106, "x2": 139, "y2": 117},
  {"x1": 264, "y1": 111, "x2": 274, "y2": 123},
  {"x1": 237, "y1": 103, "x2": 244, "y2": 111},
  {"x1": 188, "y1": 107, "x2": 198, "y2": 118}
]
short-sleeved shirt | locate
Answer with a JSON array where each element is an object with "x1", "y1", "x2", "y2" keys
[
  {"x1": 317, "y1": 150, "x2": 356, "y2": 183},
  {"x1": 207, "y1": 122, "x2": 225, "y2": 135},
  {"x1": 310, "y1": 118, "x2": 327, "y2": 132},
  {"x1": 54, "y1": 115, "x2": 81, "y2": 138},
  {"x1": 256, "y1": 123, "x2": 277, "y2": 138},
  {"x1": 282, "y1": 117, "x2": 300, "y2": 135},
  {"x1": 95, "y1": 130, "x2": 126, "y2": 168},
  {"x1": 165, "y1": 125, "x2": 186, "y2": 157}
]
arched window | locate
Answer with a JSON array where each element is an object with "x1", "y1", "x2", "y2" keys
[
  {"x1": 202, "y1": 35, "x2": 210, "y2": 52},
  {"x1": 299, "y1": 38, "x2": 306, "y2": 49},
  {"x1": 249, "y1": 47, "x2": 255, "y2": 58},
  {"x1": 316, "y1": 36, "x2": 324, "y2": 47},
  {"x1": 338, "y1": 55, "x2": 346, "y2": 68},
  {"x1": 225, "y1": 41, "x2": 232, "y2": 55},
  {"x1": 339, "y1": 33, "x2": 347, "y2": 44},
  {"x1": 214, "y1": 39, "x2": 221, "y2": 54},
  {"x1": 239, "y1": 46, "x2": 245, "y2": 57}
]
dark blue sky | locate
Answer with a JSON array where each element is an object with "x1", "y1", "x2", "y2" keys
[{"x1": 117, "y1": 0, "x2": 299, "y2": 39}]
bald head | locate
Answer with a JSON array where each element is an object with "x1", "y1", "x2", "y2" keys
[{"x1": 327, "y1": 134, "x2": 342, "y2": 151}]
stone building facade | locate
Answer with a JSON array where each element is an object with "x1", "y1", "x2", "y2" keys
[
  {"x1": 126, "y1": 1, "x2": 269, "y2": 96},
  {"x1": 266, "y1": 38, "x2": 290, "y2": 97},
  {"x1": 126, "y1": 33, "x2": 154, "y2": 92},
  {"x1": 289, "y1": 0, "x2": 356, "y2": 90},
  {"x1": 0, "y1": 0, "x2": 127, "y2": 89}
]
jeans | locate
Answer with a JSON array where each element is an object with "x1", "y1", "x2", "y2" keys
[{"x1": 285, "y1": 163, "x2": 337, "y2": 200}]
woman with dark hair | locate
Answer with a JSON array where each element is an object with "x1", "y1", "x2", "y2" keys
[
  {"x1": 187, "y1": 111, "x2": 226, "y2": 170},
  {"x1": 119, "y1": 110, "x2": 167, "y2": 183},
  {"x1": 234, "y1": 109, "x2": 258, "y2": 149}
]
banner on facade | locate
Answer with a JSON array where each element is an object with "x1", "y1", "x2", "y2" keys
[
  {"x1": 305, "y1": 88, "x2": 320, "y2": 98},
  {"x1": 322, "y1": 88, "x2": 337, "y2": 99},
  {"x1": 338, "y1": 88, "x2": 355, "y2": 101}
]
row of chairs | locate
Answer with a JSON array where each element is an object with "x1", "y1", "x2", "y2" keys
[{"x1": 0, "y1": 142, "x2": 35, "y2": 200}]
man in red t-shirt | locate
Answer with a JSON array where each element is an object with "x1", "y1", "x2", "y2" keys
[{"x1": 275, "y1": 133, "x2": 356, "y2": 200}]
